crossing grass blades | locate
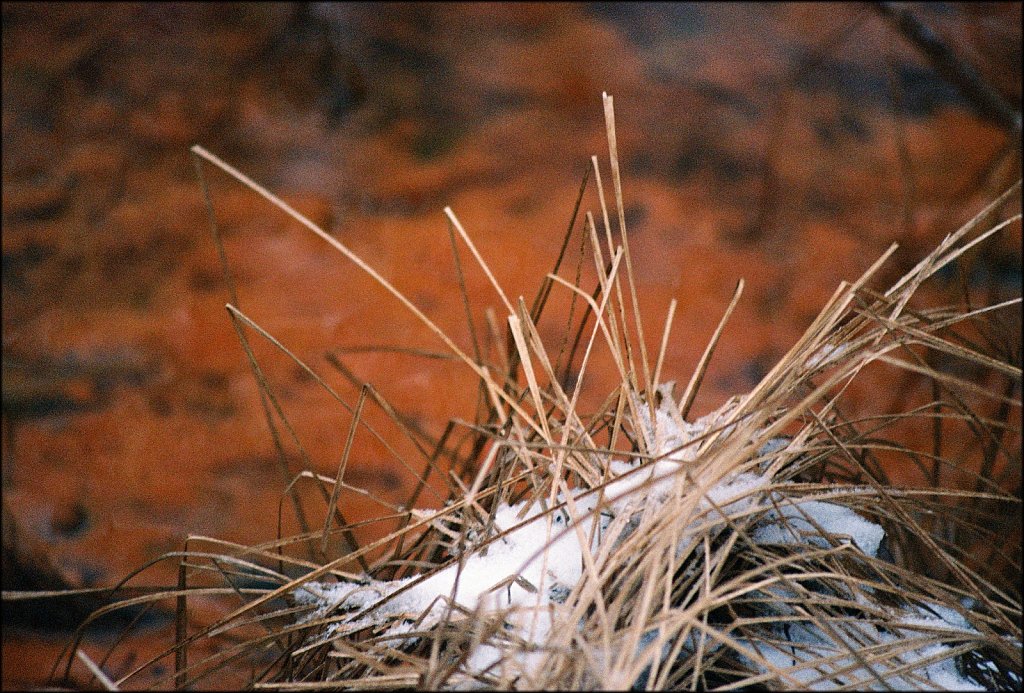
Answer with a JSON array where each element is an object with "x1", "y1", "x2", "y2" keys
[{"x1": 39, "y1": 94, "x2": 1023, "y2": 690}]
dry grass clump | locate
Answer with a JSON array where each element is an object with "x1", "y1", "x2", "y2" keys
[{"x1": 22, "y1": 95, "x2": 1022, "y2": 690}]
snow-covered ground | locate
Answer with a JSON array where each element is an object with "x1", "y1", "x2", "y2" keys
[{"x1": 293, "y1": 385, "x2": 1019, "y2": 690}]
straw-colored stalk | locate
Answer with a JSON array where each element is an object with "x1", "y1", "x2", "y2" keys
[{"x1": 21, "y1": 95, "x2": 1021, "y2": 691}]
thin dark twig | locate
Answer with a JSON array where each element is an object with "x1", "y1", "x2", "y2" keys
[{"x1": 872, "y1": 2, "x2": 1022, "y2": 132}]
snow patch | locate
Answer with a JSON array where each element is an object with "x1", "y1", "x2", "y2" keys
[{"x1": 292, "y1": 387, "x2": 1008, "y2": 689}]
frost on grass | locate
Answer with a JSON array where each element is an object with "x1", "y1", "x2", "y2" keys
[
  {"x1": 49, "y1": 99, "x2": 1016, "y2": 691},
  {"x1": 293, "y1": 390, "x2": 763, "y2": 678},
  {"x1": 292, "y1": 385, "x2": 1017, "y2": 690},
  {"x1": 265, "y1": 116, "x2": 1019, "y2": 687}
]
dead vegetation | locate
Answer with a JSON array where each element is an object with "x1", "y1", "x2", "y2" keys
[{"x1": 8, "y1": 94, "x2": 1020, "y2": 690}]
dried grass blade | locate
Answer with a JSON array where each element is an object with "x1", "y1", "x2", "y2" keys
[
  {"x1": 76, "y1": 650, "x2": 119, "y2": 691},
  {"x1": 322, "y1": 385, "x2": 369, "y2": 558},
  {"x1": 679, "y1": 279, "x2": 744, "y2": 421},
  {"x1": 604, "y1": 92, "x2": 654, "y2": 411}
]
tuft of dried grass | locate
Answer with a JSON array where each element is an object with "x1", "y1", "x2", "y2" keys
[{"x1": 8, "y1": 95, "x2": 1020, "y2": 691}]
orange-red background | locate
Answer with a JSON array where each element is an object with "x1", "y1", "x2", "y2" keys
[{"x1": 3, "y1": 3, "x2": 1020, "y2": 688}]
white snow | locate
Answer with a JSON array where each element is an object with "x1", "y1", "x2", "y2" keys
[
  {"x1": 806, "y1": 343, "x2": 848, "y2": 369},
  {"x1": 753, "y1": 493, "x2": 886, "y2": 558},
  {"x1": 294, "y1": 496, "x2": 594, "y2": 632},
  {"x1": 732, "y1": 593, "x2": 1003, "y2": 692},
  {"x1": 736, "y1": 619, "x2": 987, "y2": 691},
  {"x1": 291, "y1": 385, "x2": 1011, "y2": 690}
]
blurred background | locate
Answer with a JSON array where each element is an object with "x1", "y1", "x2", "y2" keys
[{"x1": 2, "y1": 2, "x2": 1021, "y2": 688}]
